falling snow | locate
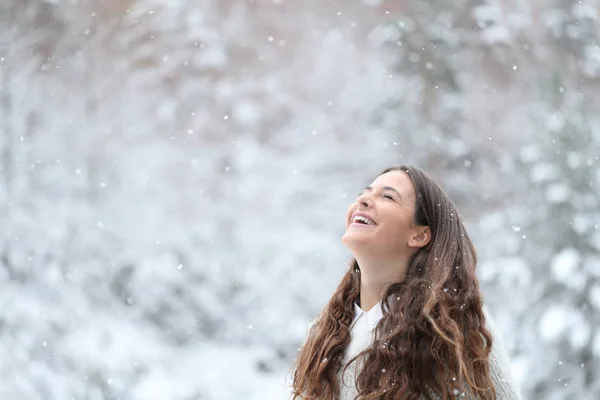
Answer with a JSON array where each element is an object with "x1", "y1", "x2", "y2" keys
[{"x1": 1, "y1": 1, "x2": 599, "y2": 399}]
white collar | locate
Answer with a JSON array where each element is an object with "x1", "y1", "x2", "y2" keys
[{"x1": 350, "y1": 299, "x2": 385, "y2": 332}]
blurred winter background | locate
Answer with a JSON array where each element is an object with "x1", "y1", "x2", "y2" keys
[{"x1": 1, "y1": 0, "x2": 599, "y2": 399}]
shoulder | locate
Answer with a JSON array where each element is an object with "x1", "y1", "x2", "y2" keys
[{"x1": 483, "y1": 306, "x2": 525, "y2": 400}]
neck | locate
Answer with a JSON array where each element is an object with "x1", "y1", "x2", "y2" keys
[
  {"x1": 357, "y1": 257, "x2": 410, "y2": 311},
  {"x1": 359, "y1": 280, "x2": 385, "y2": 312}
]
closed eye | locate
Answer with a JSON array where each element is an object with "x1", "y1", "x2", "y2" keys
[{"x1": 383, "y1": 194, "x2": 395, "y2": 201}]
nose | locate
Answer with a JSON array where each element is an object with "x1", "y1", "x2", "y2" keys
[{"x1": 356, "y1": 192, "x2": 374, "y2": 208}]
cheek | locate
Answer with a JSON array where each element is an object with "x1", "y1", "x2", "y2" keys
[
  {"x1": 345, "y1": 203, "x2": 357, "y2": 226},
  {"x1": 381, "y1": 213, "x2": 412, "y2": 237}
]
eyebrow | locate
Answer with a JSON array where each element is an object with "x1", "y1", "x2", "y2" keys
[{"x1": 363, "y1": 185, "x2": 403, "y2": 199}]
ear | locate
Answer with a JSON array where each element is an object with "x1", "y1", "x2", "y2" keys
[{"x1": 408, "y1": 226, "x2": 431, "y2": 249}]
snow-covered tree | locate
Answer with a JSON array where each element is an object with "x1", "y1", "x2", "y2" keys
[{"x1": 1, "y1": 0, "x2": 599, "y2": 399}]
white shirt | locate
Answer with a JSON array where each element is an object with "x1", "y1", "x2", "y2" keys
[
  {"x1": 337, "y1": 301, "x2": 522, "y2": 400},
  {"x1": 344, "y1": 301, "x2": 384, "y2": 361},
  {"x1": 339, "y1": 300, "x2": 385, "y2": 400}
]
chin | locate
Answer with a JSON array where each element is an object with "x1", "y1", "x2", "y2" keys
[{"x1": 342, "y1": 231, "x2": 372, "y2": 250}]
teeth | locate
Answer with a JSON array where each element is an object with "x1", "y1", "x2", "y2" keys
[{"x1": 353, "y1": 215, "x2": 375, "y2": 225}]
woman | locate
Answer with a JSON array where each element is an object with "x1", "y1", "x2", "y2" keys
[{"x1": 291, "y1": 165, "x2": 521, "y2": 400}]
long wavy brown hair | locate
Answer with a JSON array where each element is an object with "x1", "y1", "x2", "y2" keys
[{"x1": 291, "y1": 165, "x2": 496, "y2": 400}]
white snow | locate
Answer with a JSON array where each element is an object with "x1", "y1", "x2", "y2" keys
[
  {"x1": 538, "y1": 305, "x2": 570, "y2": 343},
  {"x1": 2, "y1": 1, "x2": 599, "y2": 399},
  {"x1": 551, "y1": 248, "x2": 580, "y2": 281}
]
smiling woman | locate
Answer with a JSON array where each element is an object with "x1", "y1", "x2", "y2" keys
[{"x1": 290, "y1": 165, "x2": 522, "y2": 400}]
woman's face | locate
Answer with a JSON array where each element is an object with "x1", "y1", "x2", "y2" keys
[{"x1": 342, "y1": 170, "x2": 420, "y2": 258}]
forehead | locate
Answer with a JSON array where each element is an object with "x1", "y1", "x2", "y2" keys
[{"x1": 369, "y1": 170, "x2": 416, "y2": 198}]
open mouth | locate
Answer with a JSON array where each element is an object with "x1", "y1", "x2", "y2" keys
[{"x1": 352, "y1": 215, "x2": 376, "y2": 226}]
